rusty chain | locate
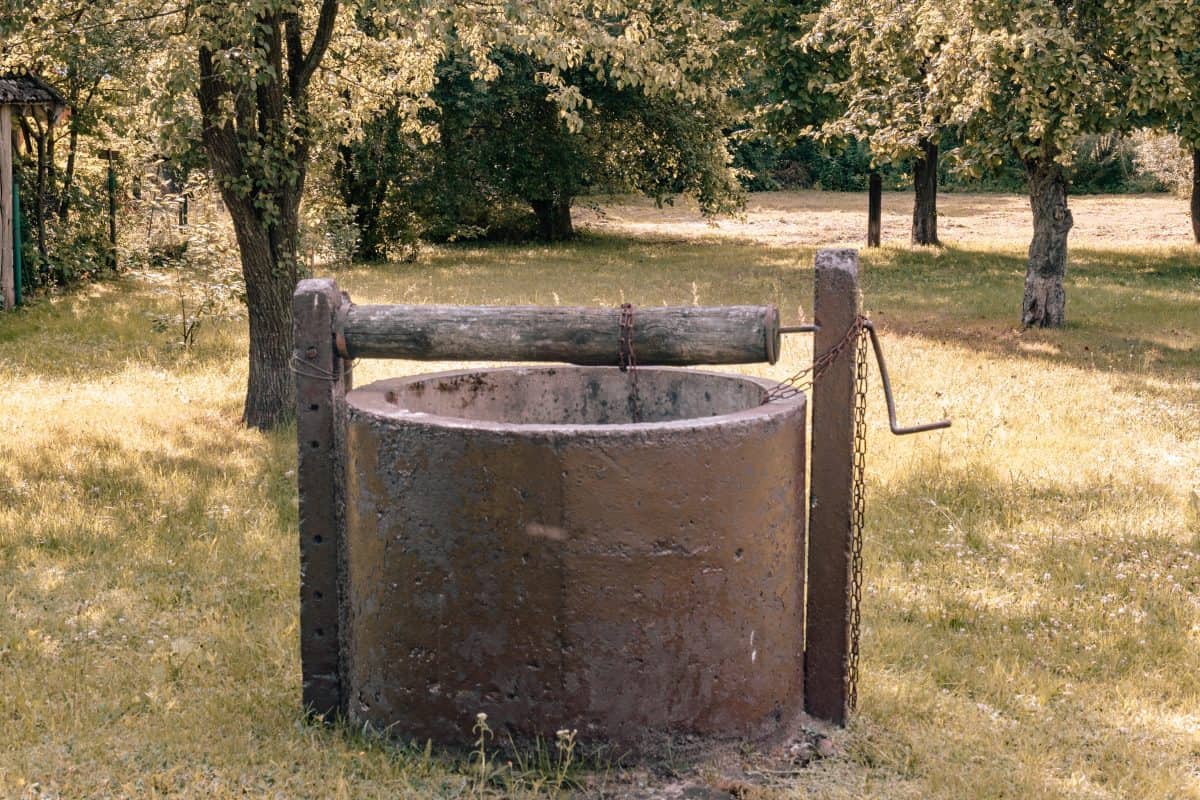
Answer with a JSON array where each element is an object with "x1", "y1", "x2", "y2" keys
[
  {"x1": 765, "y1": 314, "x2": 869, "y2": 712},
  {"x1": 764, "y1": 315, "x2": 866, "y2": 401},
  {"x1": 848, "y1": 321, "x2": 868, "y2": 711},
  {"x1": 618, "y1": 303, "x2": 641, "y2": 422}
]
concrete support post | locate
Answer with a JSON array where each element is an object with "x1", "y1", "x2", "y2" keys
[
  {"x1": 293, "y1": 278, "x2": 349, "y2": 719},
  {"x1": 804, "y1": 248, "x2": 861, "y2": 725}
]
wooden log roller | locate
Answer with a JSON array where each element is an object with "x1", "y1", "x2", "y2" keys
[{"x1": 335, "y1": 303, "x2": 782, "y2": 365}]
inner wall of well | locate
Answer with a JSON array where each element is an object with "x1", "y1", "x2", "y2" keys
[{"x1": 369, "y1": 366, "x2": 768, "y2": 425}]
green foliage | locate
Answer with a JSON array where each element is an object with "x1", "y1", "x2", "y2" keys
[
  {"x1": 804, "y1": 0, "x2": 953, "y2": 165},
  {"x1": 1067, "y1": 134, "x2": 1165, "y2": 194},
  {"x1": 14, "y1": 165, "x2": 110, "y2": 292},
  {"x1": 336, "y1": 47, "x2": 743, "y2": 251},
  {"x1": 788, "y1": 0, "x2": 1197, "y2": 195},
  {"x1": 1, "y1": 1, "x2": 157, "y2": 295},
  {"x1": 939, "y1": 0, "x2": 1195, "y2": 170},
  {"x1": 735, "y1": 0, "x2": 842, "y2": 142},
  {"x1": 733, "y1": 132, "x2": 1170, "y2": 195},
  {"x1": 734, "y1": 136, "x2": 908, "y2": 192}
]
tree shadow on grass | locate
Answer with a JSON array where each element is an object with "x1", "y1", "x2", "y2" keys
[
  {"x1": 332, "y1": 231, "x2": 819, "y2": 305},
  {"x1": 862, "y1": 244, "x2": 1200, "y2": 389},
  {"x1": 1, "y1": 422, "x2": 297, "y2": 609},
  {"x1": 370, "y1": 236, "x2": 1198, "y2": 388},
  {"x1": 854, "y1": 458, "x2": 1199, "y2": 795},
  {"x1": 0, "y1": 274, "x2": 252, "y2": 384}
]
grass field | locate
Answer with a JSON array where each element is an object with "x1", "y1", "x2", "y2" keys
[{"x1": 1, "y1": 192, "x2": 1198, "y2": 799}]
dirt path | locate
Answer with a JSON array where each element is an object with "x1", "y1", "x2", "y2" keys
[{"x1": 577, "y1": 190, "x2": 1197, "y2": 248}]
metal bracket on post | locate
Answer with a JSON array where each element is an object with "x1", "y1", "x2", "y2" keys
[
  {"x1": 804, "y1": 248, "x2": 860, "y2": 726},
  {"x1": 294, "y1": 278, "x2": 349, "y2": 720}
]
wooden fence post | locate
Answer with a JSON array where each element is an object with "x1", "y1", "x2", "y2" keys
[
  {"x1": 294, "y1": 278, "x2": 350, "y2": 719},
  {"x1": 804, "y1": 248, "x2": 861, "y2": 725},
  {"x1": 867, "y1": 172, "x2": 882, "y2": 248}
]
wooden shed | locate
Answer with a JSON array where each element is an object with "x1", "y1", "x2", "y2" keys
[{"x1": 1, "y1": 72, "x2": 68, "y2": 309}]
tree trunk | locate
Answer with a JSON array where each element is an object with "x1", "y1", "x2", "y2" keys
[
  {"x1": 58, "y1": 123, "x2": 78, "y2": 222},
  {"x1": 867, "y1": 171, "x2": 881, "y2": 247},
  {"x1": 223, "y1": 191, "x2": 299, "y2": 430},
  {"x1": 33, "y1": 126, "x2": 49, "y2": 274},
  {"x1": 351, "y1": 182, "x2": 388, "y2": 261},
  {"x1": 1191, "y1": 147, "x2": 1199, "y2": 245},
  {"x1": 1022, "y1": 158, "x2": 1073, "y2": 328},
  {"x1": 201, "y1": 84, "x2": 304, "y2": 430},
  {"x1": 912, "y1": 139, "x2": 940, "y2": 246},
  {"x1": 45, "y1": 126, "x2": 56, "y2": 210},
  {"x1": 532, "y1": 196, "x2": 573, "y2": 240},
  {"x1": 196, "y1": 1, "x2": 338, "y2": 430}
]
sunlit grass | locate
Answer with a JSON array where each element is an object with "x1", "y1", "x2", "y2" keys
[{"x1": 1, "y1": 196, "x2": 1198, "y2": 798}]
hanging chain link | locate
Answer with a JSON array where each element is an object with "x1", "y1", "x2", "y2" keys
[
  {"x1": 765, "y1": 314, "x2": 869, "y2": 712},
  {"x1": 618, "y1": 303, "x2": 641, "y2": 422},
  {"x1": 847, "y1": 322, "x2": 869, "y2": 711}
]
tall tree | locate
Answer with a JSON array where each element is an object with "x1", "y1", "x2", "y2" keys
[
  {"x1": 1147, "y1": 3, "x2": 1200, "y2": 243},
  {"x1": 806, "y1": 0, "x2": 959, "y2": 246},
  {"x1": 945, "y1": 0, "x2": 1189, "y2": 327},
  {"x1": 185, "y1": 1, "x2": 339, "y2": 428}
]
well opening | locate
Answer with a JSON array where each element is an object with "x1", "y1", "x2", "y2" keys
[{"x1": 358, "y1": 366, "x2": 769, "y2": 426}]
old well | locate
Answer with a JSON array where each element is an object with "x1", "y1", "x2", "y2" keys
[{"x1": 341, "y1": 366, "x2": 807, "y2": 751}]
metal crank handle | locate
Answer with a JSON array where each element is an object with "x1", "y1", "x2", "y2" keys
[{"x1": 861, "y1": 319, "x2": 952, "y2": 436}]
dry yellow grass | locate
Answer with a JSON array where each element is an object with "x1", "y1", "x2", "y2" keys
[{"x1": 0, "y1": 191, "x2": 1197, "y2": 798}]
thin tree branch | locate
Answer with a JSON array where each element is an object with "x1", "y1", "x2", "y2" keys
[{"x1": 294, "y1": 0, "x2": 339, "y2": 101}]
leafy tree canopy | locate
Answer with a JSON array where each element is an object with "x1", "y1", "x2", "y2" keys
[{"x1": 804, "y1": 0, "x2": 957, "y2": 165}]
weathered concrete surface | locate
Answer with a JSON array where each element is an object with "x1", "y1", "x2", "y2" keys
[
  {"x1": 805, "y1": 250, "x2": 860, "y2": 725},
  {"x1": 342, "y1": 366, "x2": 806, "y2": 753}
]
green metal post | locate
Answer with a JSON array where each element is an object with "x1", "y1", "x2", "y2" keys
[
  {"x1": 106, "y1": 151, "x2": 117, "y2": 271},
  {"x1": 12, "y1": 170, "x2": 21, "y2": 306}
]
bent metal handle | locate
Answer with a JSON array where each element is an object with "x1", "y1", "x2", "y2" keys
[
  {"x1": 861, "y1": 319, "x2": 952, "y2": 436},
  {"x1": 336, "y1": 303, "x2": 782, "y2": 365}
]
